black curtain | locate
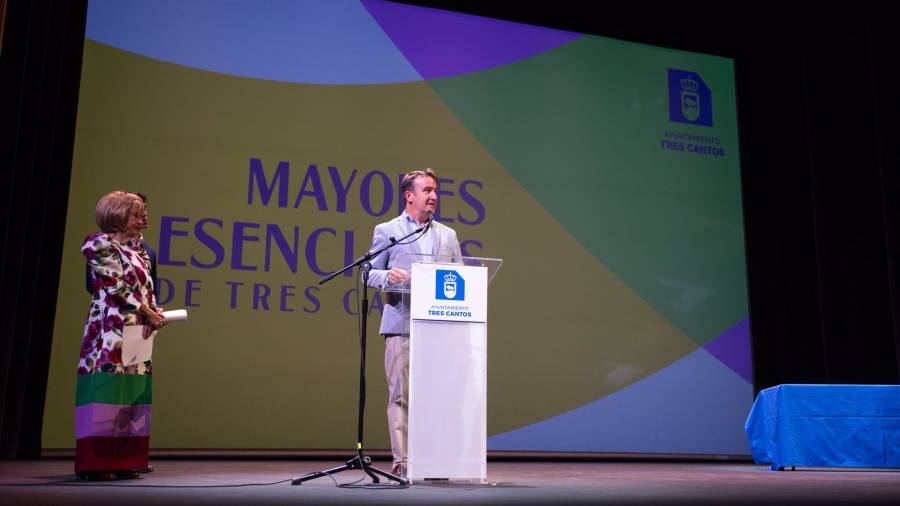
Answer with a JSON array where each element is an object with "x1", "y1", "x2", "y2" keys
[
  {"x1": 737, "y1": 6, "x2": 900, "y2": 388},
  {"x1": 0, "y1": 0, "x2": 87, "y2": 459},
  {"x1": 1, "y1": 0, "x2": 898, "y2": 459}
]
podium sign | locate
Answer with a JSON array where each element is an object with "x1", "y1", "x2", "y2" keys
[{"x1": 410, "y1": 263, "x2": 488, "y2": 323}]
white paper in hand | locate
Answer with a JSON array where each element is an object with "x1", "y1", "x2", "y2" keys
[
  {"x1": 122, "y1": 325, "x2": 157, "y2": 367},
  {"x1": 162, "y1": 309, "x2": 188, "y2": 321}
]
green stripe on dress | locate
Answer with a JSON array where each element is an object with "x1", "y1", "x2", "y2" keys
[{"x1": 76, "y1": 372, "x2": 152, "y2": 406}]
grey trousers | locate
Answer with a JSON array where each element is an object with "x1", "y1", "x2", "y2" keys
[{"x1": 384, "y1": 335, "x2": 409, "y2": 471}]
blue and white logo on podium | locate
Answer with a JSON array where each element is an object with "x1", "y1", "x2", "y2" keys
[
  {"x1": 436, "y1": 270, "x2": 465, "y2": 301},
  {"x1": 411, "y1": 262, "x2": 487, "y2": 323}
]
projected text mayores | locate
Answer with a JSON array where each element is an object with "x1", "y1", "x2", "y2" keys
[{"x1": 154, "y1": 158, "x2": 485, "y2": 315}]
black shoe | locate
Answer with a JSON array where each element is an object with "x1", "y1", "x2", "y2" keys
[{"x1": 135, "y1": 466, "x2": 153, "y2": 473}]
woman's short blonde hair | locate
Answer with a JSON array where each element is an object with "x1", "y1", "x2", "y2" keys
[{"x1": 95, "y1": 191, "x2": 143, "y2": 233}]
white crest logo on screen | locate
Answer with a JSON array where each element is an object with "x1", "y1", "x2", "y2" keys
[{"x1": 680, "y1": 77, "x2": 701, "y2": 122}]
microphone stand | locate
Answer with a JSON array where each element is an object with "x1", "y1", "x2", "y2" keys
[{"x1": 291, "y1": 218, "x2": 431, "y2": 486}]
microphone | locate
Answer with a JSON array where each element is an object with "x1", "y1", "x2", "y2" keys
[{"x1": 423, "y1": 211, "x2": 434, "y2": 232}]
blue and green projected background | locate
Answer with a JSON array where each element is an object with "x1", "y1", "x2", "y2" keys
[{"x1": 45, "y1": 0, "x2": 751, "y2": 454}]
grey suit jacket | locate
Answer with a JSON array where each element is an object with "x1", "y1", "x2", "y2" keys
[{"x1": 367, "y1": 212, "x2": 461, "y2": 335}]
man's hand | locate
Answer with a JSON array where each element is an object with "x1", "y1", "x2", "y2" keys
[{"x1": 387, "y1": 267, "x2": 410, "y2": 286}]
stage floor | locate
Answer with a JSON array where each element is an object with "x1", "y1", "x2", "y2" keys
[{"x1": 2, "y1": 459, "x2": 899, "y2": 505}]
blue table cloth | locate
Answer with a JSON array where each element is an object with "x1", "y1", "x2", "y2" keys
[{"x1": 745, "y1": 384, "x2": 900, "y2": 470}]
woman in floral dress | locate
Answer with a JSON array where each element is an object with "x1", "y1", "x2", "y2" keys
[{"x1": 76, "y1": 191, "x2": 166, "y2": 481}]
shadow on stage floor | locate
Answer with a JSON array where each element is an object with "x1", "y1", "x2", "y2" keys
[{"x1": 2, "y1": 458, "x2": 899, "y2": 505}]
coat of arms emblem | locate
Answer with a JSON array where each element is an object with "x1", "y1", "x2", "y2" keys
[
  {"x1": 680, "y1": 77, "x2": 700, "y2": 122},
  {"x1": 442, "y1": 272, "x2": 457, "y2": 299}
]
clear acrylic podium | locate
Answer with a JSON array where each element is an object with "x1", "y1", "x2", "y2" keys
[{"x1": 383, "y1": 253, "x2": 503, "y2": 482}]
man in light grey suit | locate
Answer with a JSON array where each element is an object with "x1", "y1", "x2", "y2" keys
[{"x1": 367, "y1": 168, "x2": 461, "y2": 477}]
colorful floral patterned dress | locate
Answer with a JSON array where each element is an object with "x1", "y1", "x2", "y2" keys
[{"x1": 76, "y1": 232, "x2": 156, "y2": 474}]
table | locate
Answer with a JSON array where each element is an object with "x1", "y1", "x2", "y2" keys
[{"x1": 745, "y1": 384, "x2": 900, "y2": 470}]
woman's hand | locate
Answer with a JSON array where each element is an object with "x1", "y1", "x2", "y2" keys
[{"x1": 139, "y1": 303, "x2": 166, "y2": 339}]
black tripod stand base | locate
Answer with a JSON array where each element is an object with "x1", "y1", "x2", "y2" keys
[{"x1": 291, "y1": 454, "x2": 409, "y2": 486}]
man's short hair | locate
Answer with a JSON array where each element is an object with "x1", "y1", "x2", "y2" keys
[
  {"x1": 95, "y1": 191, "x2": 143, "y2": 233},
  {"x1": 400, "y1": 168, "x2": 438, "y2": 196}
]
